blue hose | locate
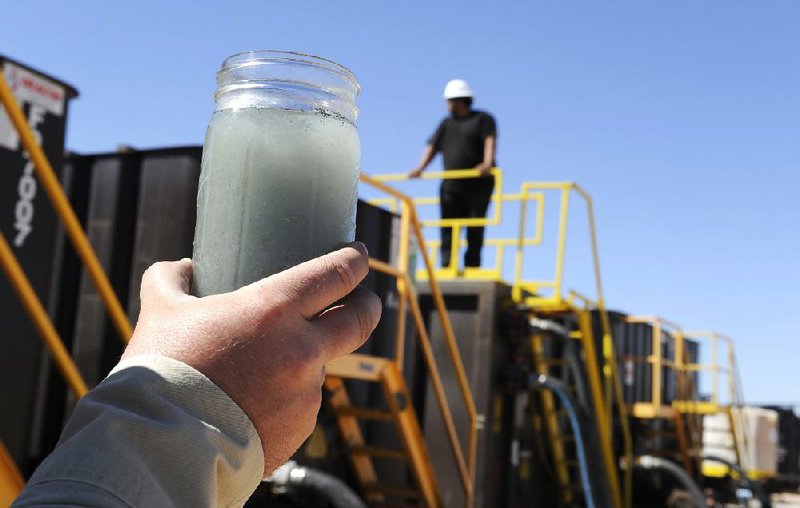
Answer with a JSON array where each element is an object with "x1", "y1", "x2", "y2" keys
[{"x1": 532, "y1": 374, "x2": 596, "y2": 508}]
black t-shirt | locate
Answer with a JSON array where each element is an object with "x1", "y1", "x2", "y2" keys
[{"x1": 428, "y1": 110, "x2": 497, "y2": 171}]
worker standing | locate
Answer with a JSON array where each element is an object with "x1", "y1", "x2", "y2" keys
[{"x1": 409, "y1": 79, "x2": 497, "y2": 270}]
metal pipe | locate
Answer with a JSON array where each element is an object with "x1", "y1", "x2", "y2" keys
[
  {"x1": 633, "y1": 455, "x2": 705, "y2": 508},
  {"x1": 532, "y1": 374, "x2": 597, "y2": 508}
]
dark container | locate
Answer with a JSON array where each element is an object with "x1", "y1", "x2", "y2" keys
[
  {"x1": 416, "y1": 280, "x2": 514, "y2": 508},
  {"x1": 125, "y1": 148, "x2": 203, "y2": 322},
  {"x1": 765, "y1": 406, "x2": 800, "y2": 475},
  {"x1": 0, "y1": 55, "x2": 78, "y2": 474}
]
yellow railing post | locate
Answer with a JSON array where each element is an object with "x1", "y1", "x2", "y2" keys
[
  {"x1": 394, "y1": 199, "x2": 411, "y2": 368},
  {"x1": 0, "y1": 70, "x2": 132, "y2": 342},
  {"x1": 512, "y1": 188, "x2": 529, "y2": 302},
  {"x1": 652, "y1": 320, "x2": 662, "y2": 410},
  {"x1": 711, "y1": 336, "x2": 719, "y2": 406},
  {"x1": 553, "y1": 188, "x2": 571, "y2": 302}
]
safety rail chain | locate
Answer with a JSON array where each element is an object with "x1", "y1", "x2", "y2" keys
[
  {"x1": 624, "y1": 317, "x2": 752, "y2": 475},
  {"x1": 370, "y1": 170, "x2": 633, "y2": 508}
]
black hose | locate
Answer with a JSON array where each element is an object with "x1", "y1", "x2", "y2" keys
[
  {"x1": 532, "y1": 374, "x2": 597, "y2": 508},
  {"x1": 634, "y1": 455, "x2": 705, "y2": 508},
  {"x1": 291, "y1": 467, "x2": 367, "y2": 508},
  {"x1": 265, "y1": 461, "x2": 366, "y2": 508},
  {"x1": 701, "y1": 454, "x2": 771, "y2": 508}
]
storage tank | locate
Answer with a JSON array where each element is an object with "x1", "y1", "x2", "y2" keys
[{"x1": 0, "y1": 55, "x2": 78, "y2": 474}]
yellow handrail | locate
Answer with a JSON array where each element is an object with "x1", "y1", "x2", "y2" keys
[
  {"x1": 367, "y1": 171, "x2": 635, "y2": 507},
  {"x1": 360, "y1": 172, "x2": 478, "y2": 506},
  {"x1": 0, "y1": 439, "x2": 24, "y2": 507},
  {"x1": 569, "y1": 292, "x2": 632, "y2": 508},
  {"x1": 0, "y1": 70, "x2": 132, "y2": 342},
  {"x1": 0, "y1": 231, "x2": 88, "y2": 399}
]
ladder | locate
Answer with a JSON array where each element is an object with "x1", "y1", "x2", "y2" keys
[
  {"x1": 529, "y1": 309, "x2": 622, "y2": 508},
  {"x1": 325, "y1": 354, "x2": 441, "y2": 507},
  {"x1": 531, "y1": 331, "x2": 578, "y2": 506}
]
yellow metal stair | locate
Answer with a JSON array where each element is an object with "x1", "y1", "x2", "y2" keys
[
  {"x1": 325, "y1": 354, "x2": 441, "y2": 507},
  {"x1": 531, "y1": 331, "x2": 579, "y2": 506}
]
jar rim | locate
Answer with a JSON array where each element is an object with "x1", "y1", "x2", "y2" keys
[{"x1": 219, "y1": 50, "x2": 359, "y2": 92}]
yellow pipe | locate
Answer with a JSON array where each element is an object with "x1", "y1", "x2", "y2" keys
[
  {"x1": 0, "y1": 231, "x2": 88, "y2": 398},
  {"x1": 0, "y1": 71, "x2": 132, "y2": 343}
]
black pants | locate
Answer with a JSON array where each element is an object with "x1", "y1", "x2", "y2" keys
[{"x1": 439, "y1": 179, "x2": 494, "y2": 268}]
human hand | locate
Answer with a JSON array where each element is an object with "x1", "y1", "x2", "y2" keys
[
  {"x1": 408, "y1": 166, "x2": 424, "y2": 179},
  {"x1": 476, "y1": 163, "x2": 493, "y2": 176},
  {"x1": 122, "y1": 242, "x2": 381, "y2": 475}
]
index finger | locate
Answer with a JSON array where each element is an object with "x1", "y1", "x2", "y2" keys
[{"x1": 240, "y1": 242, "x2": 371, "y2": 319}]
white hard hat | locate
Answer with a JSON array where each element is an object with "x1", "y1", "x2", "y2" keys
[{"x1": 443, "y1": 79, "x2": 474, "y2": 99}]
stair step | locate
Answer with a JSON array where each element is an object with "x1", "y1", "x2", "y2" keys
[
  {"x1": 336, "y1": 407, "x2": 395, "y2": 421},
  {"x1": 363, "y1": 484, "x2": 421, "y2": 499},
  {"x1": 350, "y1": 446, "x2": 407, "y2": 460}
]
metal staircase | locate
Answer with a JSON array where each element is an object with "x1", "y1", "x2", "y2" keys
[
  {"x1": 325, "y1": 354, "x2": 440, "y2": 507},
  {"x1": 530, "y1": 330, "x2": 578, "y2": 506}
]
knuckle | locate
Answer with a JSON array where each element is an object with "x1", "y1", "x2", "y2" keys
[
  {"x1": 355, "y1": 306, "x2": 373, "y2": 341},
  {"x1": 355, "y1": 291, "x2": 382, "y2": 340},
  {"x1": 334, "y1": 259, "x2": 358, "y2": 291},
  {"x1": 141, "y1": 262, "x2": 164, "y2": 286}
]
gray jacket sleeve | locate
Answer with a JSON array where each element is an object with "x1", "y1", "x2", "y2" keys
[{"x1": 13, "y1": 354, "x2": 264, "y2": 508}]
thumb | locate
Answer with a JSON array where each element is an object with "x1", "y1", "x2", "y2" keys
[{"x1": 140, "y1": 259, "x2": 194, "y2": 305}]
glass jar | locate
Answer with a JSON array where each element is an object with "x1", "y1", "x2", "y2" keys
[{"x1": 192, "y1": 50, "x2": 361, "y2": 296}]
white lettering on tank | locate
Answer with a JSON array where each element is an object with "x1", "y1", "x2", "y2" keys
[{"x1": 13, "y1": 105, "x2": 46, "y2": 247}]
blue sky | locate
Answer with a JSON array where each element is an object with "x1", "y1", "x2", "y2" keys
[{"x1": 3, "y1": 1, "x2": 798, "y2": 403}]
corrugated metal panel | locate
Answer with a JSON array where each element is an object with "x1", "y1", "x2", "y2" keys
[{"x1": 126, "y1": 149, "x2": 202, "y2": 323}]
